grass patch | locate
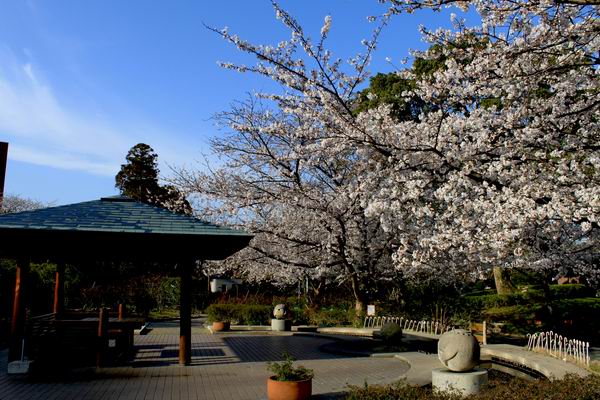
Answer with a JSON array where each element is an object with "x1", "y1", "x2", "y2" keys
[{"x1": 148, "y1": 308, "x2": 181, "y2": 320}]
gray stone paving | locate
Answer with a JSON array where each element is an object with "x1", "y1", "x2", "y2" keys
[{"x1": 0, "y1": 323, "x2": 410, "y2": 400}]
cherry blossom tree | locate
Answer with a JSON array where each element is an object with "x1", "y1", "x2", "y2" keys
[
  {"x1": 178, "y1": 0, "x2": 599, "y2": 306},
  {"x1": 0, "y1": 194, "x2": 47, "y2": 214},
  {"x1": 357, "y1": 0, "x2": 600, "y2": 285},
  {"x1": 175, "y1": 4, "x2": 402, "y2": 312},
  {"x1": 176, "y1": 95, "x2": 397, "y2": 312}
]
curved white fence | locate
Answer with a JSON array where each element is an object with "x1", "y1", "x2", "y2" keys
[
  {"x1": 526, "y1": 331, "x2": 590, "y2": 367},
  {"x1": 363, "y1": 316, "x2": 451, "y2": 335}
]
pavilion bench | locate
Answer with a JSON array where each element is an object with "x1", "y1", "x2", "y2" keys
[{"x1": 25, "y1": 309, "x2": 144, "y2": 369}]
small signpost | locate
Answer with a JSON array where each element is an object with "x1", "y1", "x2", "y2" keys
[{"x1": 367, "y1": 304, "x2": 376, "y2": 316}]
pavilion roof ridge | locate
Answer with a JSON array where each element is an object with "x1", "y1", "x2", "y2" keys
[{"x1": 0, "y1": 195, "x2": 252, "y2": 238}]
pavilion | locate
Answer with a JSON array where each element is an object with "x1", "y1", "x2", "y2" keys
[{"x1": 0, "y1": 195, "x2": 252, "y2": 365}]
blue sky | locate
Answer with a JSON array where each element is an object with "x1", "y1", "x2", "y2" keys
[{"x1": 0, "y1": 0, "x2": 472, "y2": 205}]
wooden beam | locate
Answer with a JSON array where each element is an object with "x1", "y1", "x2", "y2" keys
[
  {"x1": 53, "y1": 262, "x2": 65, "y2": 316},
  {"x1": 9, "y1": 257, "x2": 29, "y2": 361},
  {"x1": 179, "y1": 262, "x2": 193, "y2": 366}
]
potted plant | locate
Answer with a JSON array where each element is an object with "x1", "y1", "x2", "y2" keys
[
  {"x1": 267, "y1": 353, "x2": 313, "y2": 400},
  {"x1": 206, "y1": 304, "x2": 231, "y2": 332}
]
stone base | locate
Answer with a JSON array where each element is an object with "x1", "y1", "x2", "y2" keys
[
  {"x1": 432, "y1": 368, "x2": 488, "y2": 396},
  {"x1": 292, "y1": 325, "x2": 318, "y2": 332},
  {"x1": 7, "y1": 360, "x2": 31, "y2": 375},
  {"x1": 271, "y1": 319, "x2": 291, "y2": 332}
]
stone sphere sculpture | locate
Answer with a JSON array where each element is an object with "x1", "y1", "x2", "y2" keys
[
  {"x1": 437, "y1": 329, "x2": 480, "y2": 372},
  {"x1": 273, "y1": 304, "x2": 288, "y2": 319}
]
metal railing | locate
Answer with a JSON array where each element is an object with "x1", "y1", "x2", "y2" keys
[
  {"x1": 363, "y1": 316, "x2": 451, "y2": 335},
  {"x1": 526, "y1": 331, "x2": 590, "y2": 367}
]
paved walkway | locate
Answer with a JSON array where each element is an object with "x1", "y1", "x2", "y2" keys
[{"x1": 0, "y1": 322, "x2": 410, "y2": 400}]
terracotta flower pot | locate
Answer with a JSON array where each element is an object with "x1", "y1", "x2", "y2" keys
[
  {"x1": 267, "y1": 376, "x2": 312, "y2": 400},
  {"x1": 211, "y1": 321, "x2": 230, "y2": 332}
]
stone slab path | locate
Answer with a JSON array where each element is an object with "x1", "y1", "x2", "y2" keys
[{"x1": 0, "y1": 322, "x2": 410, "y2": 400}]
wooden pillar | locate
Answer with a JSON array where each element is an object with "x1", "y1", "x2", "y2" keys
[
  {"x1": 0, "y1": 141, "x2": 8, "y2": 209},
  {"x1": 118, "y1": 303, "x2": 124, "y2": 320},
  {"x1": 9, "y1": 258, "x2": 29, "y2": 361},
  {"x1": 53, "y1": 262, "x2": 65, "y2": 316},
  {"x1": 96, "y1": 307, "x2": 109, "y2": 367},
  {"x1": 179, "y1": 262, "x2": 192, "y2": 366}
]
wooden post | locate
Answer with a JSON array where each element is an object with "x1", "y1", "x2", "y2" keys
[
  {"x1": 118, "y1": 303, "x2": 124, "y2": 320},
  {"x1": 96, "y1": 307, "x2": 109, "y2": 367},
  {"x1": 9, "y1": 257, "x2": 29, "y2": 361},
  {"x1": 179, "y1": 262, "x2": 192, "y2": 365},
  {"x1": 53, "y1": 262, "x2": 65, "y2": 316},
  {"x1": 0, "y1": 141, "x2": 8, "y2": 209}
]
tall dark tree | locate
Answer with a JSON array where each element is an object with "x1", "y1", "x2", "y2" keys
[
  {"x1": 116, "y1": 143, "x2": 192, "y2": 215},
  {"x1": 354, "y1": 73, "x2": 424, "y2": 122},
  {"x1": 115, "y1": 143, "x2": 161, "y2": 202}
]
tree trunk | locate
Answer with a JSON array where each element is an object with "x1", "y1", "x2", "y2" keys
[
  {"x1": 354, "y1": 299, "x2": 365, "y2": 314},
  {"x1": 349, "y1": 273, "x2": 366, "y2": 326},
  {"x1": 493, "y1": 267, "x2": 516, "y2": 294},
  {"x1": 539, "y1": 272, "x2": 555, "y2": 329}
]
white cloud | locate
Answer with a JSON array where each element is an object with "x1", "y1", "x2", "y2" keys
[{"x1": 0, "y1": 45, "x2": 205, "y2": 177}]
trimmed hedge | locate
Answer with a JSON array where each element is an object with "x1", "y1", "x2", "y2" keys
[
  {"x1": 464, "y1": 285, "x2": 593, "y2": 310},
  {"x1": 463, "y1": 292, "x2": 543, "y2": 310},
  {"x1": 206, "y1": 304, "x2": 271, "y2": 325},
  {"x1": 552, "y1": 297, "x2": 600, "y2": 333},
  {"x1": 550, "y1": 284, "x2": 594, "y2": 299},
  {"x1": 482, "y1": 304, "x2": 542, "y2": 321}
]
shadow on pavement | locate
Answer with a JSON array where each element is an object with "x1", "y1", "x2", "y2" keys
[{"x1": 224, "y1": 335, "x2": 351, "y2": 363}]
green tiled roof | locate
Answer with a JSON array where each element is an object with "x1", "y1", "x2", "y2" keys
[{"x1": 0, "y1": 195, "x2": 251, "y2": 237}]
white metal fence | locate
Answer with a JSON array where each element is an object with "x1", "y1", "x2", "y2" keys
[
  {"x1": 363, "y1": 316, "x2": 451, "y2": 335},
  {"x1": 526, "y1": 331, "x2": 590, "y2": 367}
]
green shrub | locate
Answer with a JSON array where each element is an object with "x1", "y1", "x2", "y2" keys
[
  {"x1": 308, "y1": 307, "x2": 354, "y2": 327},
  {"x1": 346, "y1": 380, "x2": 461, "y2": 400},
  {"x1": 206, "y1": 304, "x2": 235, "y2": 323},
  {"x1": 380, "y1": 323, "x2": 403, "y2": 345},
  {"x1": 241, "y1": 304, "x2": 272, "y2": 325},
  {"x1": 206, "y1": 304, "x2": 271, "y2": 325}
]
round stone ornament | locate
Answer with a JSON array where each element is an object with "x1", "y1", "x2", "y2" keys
[
  {"x1": 437, "y1": 329, "x2": 480, "y2": 372},
  {"x1": 273, "y1": 304, "x2": 288, "y2": 319}
]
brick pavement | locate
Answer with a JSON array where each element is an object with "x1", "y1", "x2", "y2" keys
[{"x1": 0, "y1": 323, "x2": 410, "y2": 400}]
